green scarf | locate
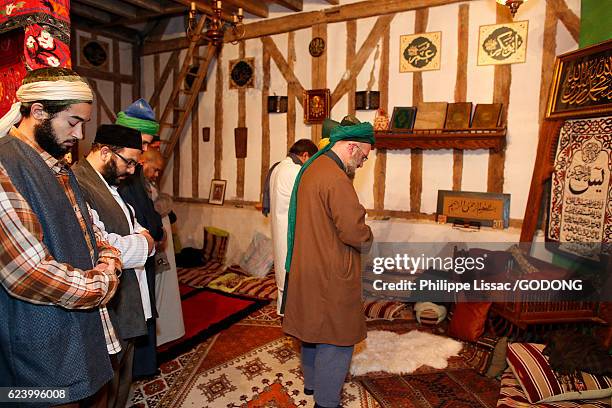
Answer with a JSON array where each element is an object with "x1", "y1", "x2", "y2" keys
[
  {"x1": 115, "y1": 111, "x2": 160, "y2": 135},
  {"x1": 280, "y1": 121, "x2": 374, "y2": 312}
]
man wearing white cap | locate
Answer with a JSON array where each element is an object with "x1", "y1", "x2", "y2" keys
[{"x1": 0, "y1": 67, "x2": 122, "y2": 406}]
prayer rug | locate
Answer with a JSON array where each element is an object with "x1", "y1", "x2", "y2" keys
[
  {"x1": 360, "y1": 368, "x2": 500, "y2": 408},
  {"x1": 157, "y1": 286, "x2": 267, "y2": 362},
  {"x1": 548, "y1": 116, "x2": 612, "y2": 259}
]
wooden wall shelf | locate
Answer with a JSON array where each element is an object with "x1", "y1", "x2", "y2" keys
[{"x1": 374, "y1": 127, "x2": 507, "y2": 152}]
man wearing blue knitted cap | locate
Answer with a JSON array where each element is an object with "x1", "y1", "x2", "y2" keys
[
  {"x1": 116, "y1": 98, "x2": 165, "y2": 378},
  {"x1": 116, "y1": 98, "x2": 159, "y2": 151},
  {"x1": 282, "y1": 115, "x2": 374, "y2": 408}
]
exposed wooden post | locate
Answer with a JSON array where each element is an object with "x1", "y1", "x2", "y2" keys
[
  {"x1": 453, "y1": 4, "x2": 469, "y2": 191},
  {"x1": 539, "y1": 0, "x2": 559, "y2": 123},
  {"x1": 153, "y1": 54, "x2": 160, "y2": 117},
  {"x1": 311, "y1": 23, "x2": 327, "y2": 143},
  {"x1": 487, "y1": 4, "x2": 511, "y2": 193},
  {"x1": 237, "y1": 42, "x2": 247, "y2": 200},
  {"x1": 287, "y1": 31, "x2": 297, "y2": 150},
  {"x1": 191, "y1": 46, "x2": 200, "y2": 198},
  {"x1": 112, "y1": 39, "x2": 121, "y2": 113},
  {"x1": 172, "y1": 55, "x2": 180, "y2": 197},
  {"x1": 261, "y1": 42, "x2": 272, "y2": 197},
  {"x1": 373, "y1": 20, "x2": 390, "y2": 214},
  {"x1": 346, "y1": 20, "x2": 357, "y2": 116},
  {"x1": 410, "y1": 8, "x2": 428, "y2": 213},
  {"x1": 132, "y1": 43, "x2": 141, "y2": 100},
  {"x1": 214, "y1": 48, "x2": 224, "y2": 180}
]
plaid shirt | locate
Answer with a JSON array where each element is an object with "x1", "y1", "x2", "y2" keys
[{"x1": 0, "y1": 128, "x2": 123, "y2": 354}]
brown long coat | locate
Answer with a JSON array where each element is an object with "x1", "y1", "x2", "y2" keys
[{"x1": 282, "y1": 154, "x2": 373, "y2": 346}]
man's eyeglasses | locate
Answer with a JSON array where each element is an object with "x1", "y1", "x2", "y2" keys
[
  {"x1": 113, "y1": 151, "x2": 138, "y2": 168},
  {"x1": 352, "y1": 144, "x2": 368, "y2": 162}
]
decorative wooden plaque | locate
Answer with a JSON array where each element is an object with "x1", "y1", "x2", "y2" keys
[{"x1": 437, "y1": 190, "x2": 511, "y2": 228}]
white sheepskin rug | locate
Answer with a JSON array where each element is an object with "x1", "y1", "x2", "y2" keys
[{"x1": 350, "y1": 330, "x2": 463, "y2": 376}]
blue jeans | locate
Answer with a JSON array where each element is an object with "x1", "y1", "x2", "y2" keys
[{"x1": 301, "y1": 342, "x2": 354, "y2": 407}]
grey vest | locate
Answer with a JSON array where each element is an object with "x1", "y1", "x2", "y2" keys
[
  {"x1": 72, "y1": 158, "x2": 147, "y2": 342},
  {"x1": 0, "y1": 136, "x2": 113, "y2": 404}
]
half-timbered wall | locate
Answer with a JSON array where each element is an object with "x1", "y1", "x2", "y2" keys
[
  {"x1": 140, "y1": 0, "x2": 580, "y2": 262},
  {"x1": 72, "y1": 27, "x2": 139, "y2": 157}
]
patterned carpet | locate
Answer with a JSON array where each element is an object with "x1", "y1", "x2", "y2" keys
[
  {"x1": 360, "y1": 369, "x2": 500, "y2": 408},
  {"x1": 130, "y1": 305, "x2": 379, "y2": 407}
]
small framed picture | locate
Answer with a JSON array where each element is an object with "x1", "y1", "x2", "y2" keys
[
  {"x1": 208, "y1": 179, "x2": 227, "y2": 205},
  {"x1": 303, "y1": 88, "x2": 330, "y2": 124}
]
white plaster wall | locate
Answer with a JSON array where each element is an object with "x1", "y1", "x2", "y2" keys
[
  {"x1": 173, "y1": 202, "x2": 522, "y2": 265},
  {"x1": 141, "y1": 0, "x2": 580, "y2": 248},
  {"x1": 75, "y1": 30, "x2": 136, "y2": 156}
]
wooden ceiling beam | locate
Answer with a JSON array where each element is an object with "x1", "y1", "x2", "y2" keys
[
  {"x1": 270, "y1": 0, "x2": 302, "y2": 12},
  {"x1": 225, "y1": 0, "x2": 471, "y2": 42},
  {"x1": 323, "y1": 0, "x2": 340, "y2": 4},
  {"x1": 74, "y1": 0, "x2": 140, "y2": 19},
  {"x1": 121, "y1": 0, "x2": 163, "y2": 13},
  {"x1": 70, "y1": 2, "x2": 113, "y2": 24},
  {"x1": 72, "y1": 17, "x2": 141, "y2": 44},
  {"x1": 143, "y1": 0, "x2": 472, "y2": 53},
  {"x1": 99, "y1": 7, "x2": 183, "y2": 28},
  {"x1": 221, "y1": 0, "x2": 268, "y2": 18}
]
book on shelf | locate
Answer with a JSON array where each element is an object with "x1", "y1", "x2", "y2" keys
[
  {"x1": 471, "y1": 103, "x2": 503, "y2": 128},
  {"x1": 413, "y1": 102, "x2": 448, "y2": 130},
  {"x1": 389, "y1": 106, "x2": 417, "y2": 131},
  {"x1": 444, "y1": 102, "x2": 473, "y2": 129}
]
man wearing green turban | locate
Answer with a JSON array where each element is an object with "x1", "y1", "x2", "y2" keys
[
  {"x1": 282, "y1": 115, "x2": 374, "y2": 408},
  {"x1": 116, "y1": 98, "x2": 164, "y2": 379}
]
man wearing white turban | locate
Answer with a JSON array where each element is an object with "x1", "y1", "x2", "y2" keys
[{"x1": 0, "y1": 67, "x2": 123, "y2": 406}]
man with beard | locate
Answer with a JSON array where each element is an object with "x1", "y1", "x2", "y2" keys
[
  {"x1": 0, "y1": 67, "x2": 122, "y2": 405},
  {"x1": 73, "y1": 124, "x2": 155, "y2": 407},
  {"x1": 115, "y1": 99, "x2": 164, "y2": 378},
  {"x1": 282, "y1": 115, "x2": 374, "y2": 408}
]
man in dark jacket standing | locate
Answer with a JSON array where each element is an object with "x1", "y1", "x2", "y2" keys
[
  {"x1": 73, "y1": 124, "x2": 155, "y2": 407},
  {"x1": 116, "y1": 98, "x2": 164, "y2": 378}
]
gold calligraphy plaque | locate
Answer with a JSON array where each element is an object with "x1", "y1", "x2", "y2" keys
[
  {"x1": 399, "y1": 31, "x2": 441, "y2": 73},
  {"x1": 477, "y1": 21, "x2": 528, "y2": 66},
  {"x1": 546, "y1": 39, "x2": 612, "y2": 119},
  {"x1": 437, "y1": 190, "x2": 511, "y2": 228}
]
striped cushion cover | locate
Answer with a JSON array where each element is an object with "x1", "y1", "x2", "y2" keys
[
  {"x1": 461, "y1": 335, "x2": 500, "y2": 376},
  {"x1": 362, "y1": 300, "x2": 407, "y2": 321},
  {"x1": 497, "y1": 368, "x2": 611, "y2": 408},
  {"x1": 507, "y1": 343, "x2": 612, "y2": 403},
  {"x1": 202, "y1": 226, "x2": 229, "y2": 263},
  {"x1": 177, "y1": 260, "x2": 227, "y2": 288},
  {"x1": 233, "y1": 275, "x2": 277, "y2": 300}
]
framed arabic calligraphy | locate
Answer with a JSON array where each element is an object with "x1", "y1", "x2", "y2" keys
[
  {"x1": 477, "y1": 21, "x2": 528, "y2": 66},
  {"x1": 436, "y1": 190, "x2": 511, "y2": 229},
  {"x1": 399, "y1": 31, "x2": 441, "y2": 73},
  {"x1": 546, "y1": 39, "x2": 612, "y2": 119}
]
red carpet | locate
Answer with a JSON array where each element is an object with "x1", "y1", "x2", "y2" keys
[{"x1": 158, "y1": 285, "x2": 267, "y2": 361}]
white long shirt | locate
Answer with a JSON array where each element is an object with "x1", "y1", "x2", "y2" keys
[
  {"x1": 91, "y1": 169, "x2": 154, "y2": 319},
  {"x1": 270, "y1": 156, "x2": 301, "y2": 285}
]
